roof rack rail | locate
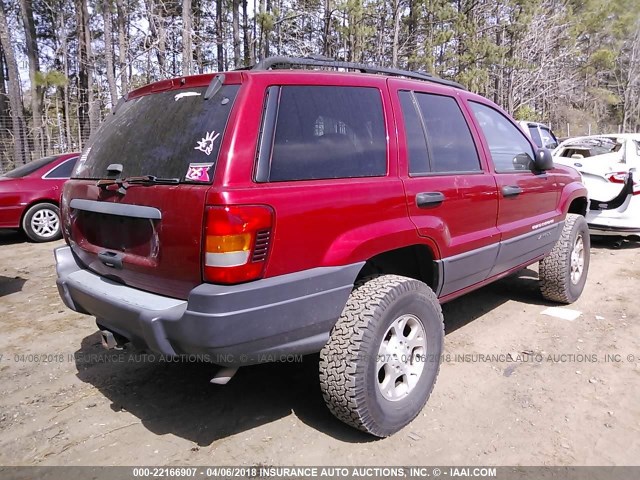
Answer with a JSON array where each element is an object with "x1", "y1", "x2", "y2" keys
[{"x1": 251, "y1": 55, "x2": 465, "y2": 90}]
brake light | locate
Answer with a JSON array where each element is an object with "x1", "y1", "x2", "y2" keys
[
  {"x1": 605, "y1": 172, "x2": 640, "y2": 195},
  {"x1": 606, "y1": 172, "x2": 627, "y2": 184},
  {"x1": 203, "y1": 205, "x2": 273, "y2": 284}
]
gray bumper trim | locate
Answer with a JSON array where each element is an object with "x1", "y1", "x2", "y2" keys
[{"x1": 55, "y1": 246, "x2": 363, "y2": 365}]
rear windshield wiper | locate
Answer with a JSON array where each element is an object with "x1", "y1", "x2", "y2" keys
[
  {"x1": 97, "y1": 175, "x2": 180, "y2": 193},
  {"x1": 125, "y1": 175, "x2": 180, "y2": 185}
]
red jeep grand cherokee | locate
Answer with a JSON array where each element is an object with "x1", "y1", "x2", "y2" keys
[{"x1": 55, "y1": 56, "x2": 589, "y2": 437}]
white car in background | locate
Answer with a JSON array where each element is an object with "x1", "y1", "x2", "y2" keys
[
  {"x1": 553, "y1": 134, "x2": 639, "y2": 237},
  {"x1": 518, "y1": 121, "x2": 560, "y2": 149}
]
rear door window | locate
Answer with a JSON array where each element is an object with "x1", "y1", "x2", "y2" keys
[
  {"x1": 414, "y1": 93, "x2": 481, "y2": 173},
  {"x1": 263, "y1": 86, "x2": 387, "y2": 182},
  {"x1": 398, "y1": 91, "x2": 480, "y2": 174},
  {"x1": 73, "y1": 85, "x2": 239, "y2": 182}
]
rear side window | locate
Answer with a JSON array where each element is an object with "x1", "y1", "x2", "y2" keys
[
  {"x1": 73, "y1": 85, "x2": 239, "y2": 182},
  {"x1": 527, "y1": 126, "x2": 543, "y2": 147},
  {"x1": 264, "y1": 86, "x2": 386, "y2": 182},
  {"x1": 469, "y1": 102, "x2": 535, "y2": 172},
  {"x1": 44, "y1": 157, "x2": 78, "y2": 178},
  {"x1": 398, "y1": 91, "x2": 480, "y2": 175},
  {"x1": 540, "y1": 127, "x2": 558, "y2": 149},
  {"x1": 2, "y1": 155, "x2": 58, "y2": 178}
]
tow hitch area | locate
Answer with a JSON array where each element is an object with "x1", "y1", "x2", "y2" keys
[{"x1": 100, "y1": 330, "x2": 125, "y2": 350}]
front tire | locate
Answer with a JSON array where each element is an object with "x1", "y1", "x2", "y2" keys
[
  {"x1": 539, "y1": 213, "x2": 590, "y2": 303},
  {"x1": 22, "y1": 203, "x2": 62, "y2": 242},
  {"x1": 319, "y1": 275, "x2": 444, "y2": 437}
]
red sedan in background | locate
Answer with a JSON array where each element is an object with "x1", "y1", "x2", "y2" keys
[{"x1": 0, "y1": 153, "x2": 79, "y2": 242}]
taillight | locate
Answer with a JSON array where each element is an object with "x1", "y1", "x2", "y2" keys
[
  {"x1": 605, "y1": 171, "x2": 640, "y2": 195},
  {"x1": 606, "y1": 172, "x2": 628, "y2": 184},
  {"x1": 203, "y1": 205, "x2": 273, "y2": 284}
]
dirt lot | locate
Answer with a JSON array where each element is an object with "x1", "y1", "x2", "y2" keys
[{"x1": 0, "y1": 231, "x2": 639, "y2": 467}]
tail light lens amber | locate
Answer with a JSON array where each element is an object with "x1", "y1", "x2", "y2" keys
[{"x1": 203, "y1": 205, "x2": 273, "y2": 284}]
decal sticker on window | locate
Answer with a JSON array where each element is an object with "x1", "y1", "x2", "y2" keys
[
  {"x1": 78, "y1": 147, "x2": 91, "y2": 167},
  {"x1": 185, "y1": 163, "x2": 213, "y2": 182},
  {"x1": 194, "y1": 131, "x2": 220, "y2": 156},
  {"x1": 174, "y1": 91, "x2": 201, "y2": 101},
  {"x1": 73, "y1": 146, "x2": 92, "y2": 176}
]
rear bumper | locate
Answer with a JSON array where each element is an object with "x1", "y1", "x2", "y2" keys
[
  {"x1": 588, "y1": 224, "x2": 640, "y2": 236},
  {"x1": 55, "y1": 246, "x2": 361, "y2": 365}
]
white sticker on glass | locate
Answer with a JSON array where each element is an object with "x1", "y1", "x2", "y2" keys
[
  {"x1": 174, "y1": 91, "x2": 202, "y2": 101},
  {"x1": 194, "y1": 131, "x2": 221, "y2": 156}
]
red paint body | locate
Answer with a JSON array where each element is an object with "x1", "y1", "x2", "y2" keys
[
  {"x1": 61, "y1": 70, "x2": 586, "y2": 301},
  {"x1": 0, "y1": 153, "x2": 79, "y2": 230}
]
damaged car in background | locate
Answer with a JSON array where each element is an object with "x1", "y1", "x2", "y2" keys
[{"x1": 553, "y1": 134, "x2": 639, "y2": 237}]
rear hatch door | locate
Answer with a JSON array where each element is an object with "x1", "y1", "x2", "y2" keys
[{"x1": 63, "y1": 80, "x2": 240, "y2": 299}]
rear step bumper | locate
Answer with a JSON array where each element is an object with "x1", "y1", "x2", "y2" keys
[{"x1": 55, "y1": 246, "x2": 362, "y2": 366}]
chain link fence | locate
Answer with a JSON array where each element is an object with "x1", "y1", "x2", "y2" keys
[{"x1": 0, "y1": 112, "x2": 94, "y2": 175}]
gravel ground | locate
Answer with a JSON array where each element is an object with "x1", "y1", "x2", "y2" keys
[{"x1": 0, "y1": 231, "x2": 638, "y2": 466}]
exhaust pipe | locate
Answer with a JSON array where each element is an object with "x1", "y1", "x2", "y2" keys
[{"x1": 210, "y1": 367, "x2": 238, "y2": 385}]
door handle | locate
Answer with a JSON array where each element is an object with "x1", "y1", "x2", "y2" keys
[
  {"x1": 501, "y1": 185, "x2": 522, "y2": 197},
  {"x1": 416, "y1": 192, "x2": 445, "y2": 208}
]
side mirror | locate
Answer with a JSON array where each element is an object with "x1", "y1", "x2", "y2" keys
[
  {"x1": 534, "y1": 148, "x2": 554, "y2": 171},
  {"x1": 513, "y1": 153, "x2": 534, "y2": 170}
]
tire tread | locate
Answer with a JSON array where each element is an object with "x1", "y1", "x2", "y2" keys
[
  {"x1": 539, "y1": 213, "x2": 586, "y2": 303},
  {"x1": 319, "y1": 274, "x2": 443, "y2": 437}
]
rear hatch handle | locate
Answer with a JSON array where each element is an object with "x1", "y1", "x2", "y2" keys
[{"x1": 98, "y1": 250, "x2": 124, "y2": 269}]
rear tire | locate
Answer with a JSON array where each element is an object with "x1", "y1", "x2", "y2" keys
[
  {"x1": 319, "y1": 275, "x2": 444, "y2": 437},
  {"x1": 22, "y1": 203, "x2": 62, "y2": 242},
  {"x1": 539, "y1": 214, "x2": 590, "y2": 303}
]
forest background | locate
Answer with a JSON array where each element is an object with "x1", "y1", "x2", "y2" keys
[{"x1": 0, "y1": 0, "x2": 639, "y2": 171}]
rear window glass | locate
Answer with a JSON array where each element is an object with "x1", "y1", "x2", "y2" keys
[
  {"x1": 267, "y1": 86, "x2": 386, "y2": 181},
  {"x1": 557, "y1": 138, "x2": 619, "y2": 158},
  {"x1": 539, "y1": 127, "x2": 558, "y2": 149},
  {"x1": 73, "y1": 85, "x2": 239, "y2": 181},
  {"x1": 2, "y1": 155, "x2": 58, "y2": 178}
]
